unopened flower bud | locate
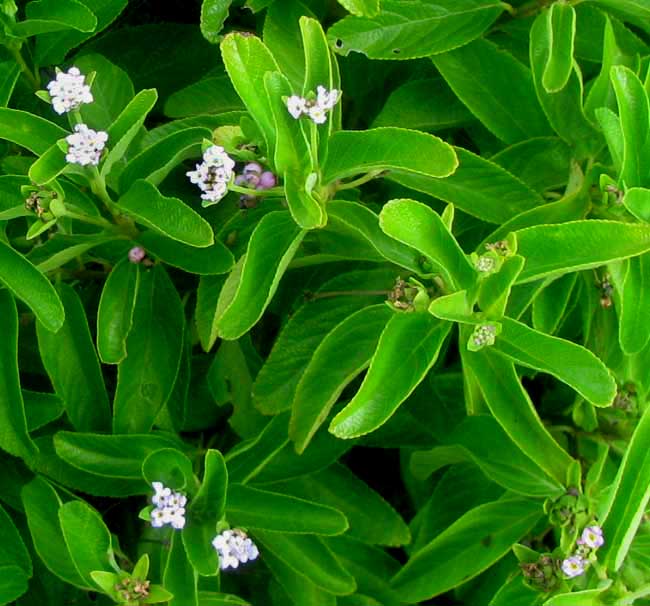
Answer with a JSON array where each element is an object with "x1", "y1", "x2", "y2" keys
[
  {"x1": 128, "y1": 246, "x2": 146, "y2": 264},
  {"x1": 258, "y1": 171, "x2": 276, "y2": 189}
]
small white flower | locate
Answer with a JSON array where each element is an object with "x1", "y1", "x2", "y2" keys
[
  {"x1": 561, "y1": 555, "x2": 585, "y2": 578},
  {"x1": 186, "y1": 145, "x2": 235, "y2": 205},
  {"x1": 149, "y1": 482, "x2": 187, "y2": 531},
  {"x1": 316, "y1": 85, "x2": 339, "y2": 110},
  {"x1": 212, "y1": 528, "x2": 259, "y2": 571},
  {"x1": 46, "y1": 67, "x2": 93, "y2": 114},
  {"x1": 578, "y1": 526, "x2": 604, "y2": 549},
  {"x1": 150, "y1": 508, "x2": 167, "y2": 528},
  {"x1": 307, "y1": 104, "x2": 328, "y2": 125},
  {"x1": 286, "y1": 95, "x2": 306, "y2": 119},
  {"x1": 151, "y1": 482, "x2": 172, "y2": 507},
  {"x1": 65, "y1": 124, "x2": 108, "y2": 166}
]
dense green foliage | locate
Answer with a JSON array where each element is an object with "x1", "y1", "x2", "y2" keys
[{"x1": 2, "y1": 0, "x2": 650, "y2": 604}]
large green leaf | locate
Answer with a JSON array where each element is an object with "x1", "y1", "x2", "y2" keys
[
  {"x1": 253, "y1": 269, "x2": 397, "y2": 414},
  {"x1": 391, "y1": 498, "x2": 542, "y2": 602},
  {"x1": 463, "y1": 346, "x2": 574, "y2": 485},
  {"x1": 112, "y1": 265, "x2": 184, "y2": 433},
  {"x1": 327, "y1": 0, "x2": 506, "y2": 60},
  {"x1": 0, "y1": 505, "x2": 30, "y2": 603},
  {"x1": 494, "y1": 317, "x2": 616, "y2": 407},
  {"x1": 433, "y1": 38, "x2": 550, "y2": 143},
  {"x1": 11, "y1": 0, "x2": 96, "y2": 37},
  {"x1": 379, "y1": 199, "x2": 475, "y2": 290},
  {"x1": 616, "y1": 254, "x2": 650, "y2": 353},
  {"x1": 390, "y1": 147, "x2": 544, "y2": 224},
  {"x1": 542, "y1": 2, "x2": 576, "y2": 93},
  {"x1": 322, "y1": 128, "x2": 457, "y2": 184},
  {"x1": 21, "y1": 477, "x2": 88, "y2": 589},
  {"x1": 37, "y1": 284, "x2": 111, "y2": 432},
  {"x1": 117, "y1": 180, "x2": 214, "y2": 248},
  {"x1": 602, "y1": 405, "x2": 650, "y2": 571},
  {"x1": 164, "y1": 75, "x2": 243, "y2": 118},
  {"x1": 0, "y1": 109, "x2": 67, "y2": 155},
  {"x1": 221, "y1": 33, "x2": 280, "y2": 155},
  {"x1": 58, "y1": 501, "x2": 114, "y2": 586},
  {"x1": 0, "y1": 61, "x2": 20, "y2": 107},
  {"x1": 164, "y1": 531, "x2": 198, "y2": 606},
  {"x1": 290, "y1": 304, "x2": 393, "y2": 453},
  {"x1": 96, "y1": 258, "x2": 140, "y2": 364},
  {"x1": 530, "y1": 10, "x2": 602, "y2": 159},
  {"x1": 227, "y1": 483, "x2": 349, "y2": 534},
  {"x1": 515, "y1": 220, "x2": 650, "y2": 283},
  {"x1": 329, "y1": 313, "x2": 450, "y2": 439},
  {"x1": 214, "y1": 211, "x2": 305, "y2": 340},
  {"x1": 0, "y1": 291, "x2": 38, "y2": 460}
]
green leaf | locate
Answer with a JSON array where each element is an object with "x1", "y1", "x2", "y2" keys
[
  {"x1": 283, "y1": 168, "x2": 326, "y2": 229},
  {"x1": 587, "y1": 0, "x2": 650, "y2": 28},
  {"x1": 322, "y1": 128, "x2": 457, "y2": 184},
  {"x1": 515, "y1": 220, "x2": 650, "y2": 283},
  {"x1": 327, "y1": 0, "x2": 506, "y2": 60},
  {"x1": 542, "y1": 3, "x2": 576, "y2": 93},
  {"x1": 164, "y1": 532, "x2": 198, "y2": 606},
  {"x1": 96, "y1": 257, "x2": 140, "y2": 364},
  {"x1": 619, "y1": 254, "x2": 650, "y2": 353},
  {"x1": 183, "y1": 450, "x2": 227, "y2": 576},
  {"x1": 624, "y1": 187, "x2": 650, "y2": 222},
  {"x1": 23, "y1": 389, "x2": 64, "y2": 431},
  {"x1": 329, "y1": 313, "x2": 450, "y2": 439},
  {"x1": 221, "y1": 33, "x2": 280, "y2": 155},
  {"x1": 142, "y1": 448, "x2": 195, "y2": 491},
  {"x1": 163, "y1": 76, "x2": 243, "y2": 118},
  {"x1": 379, "y1": 199, "x2": 475, "y2": 291},
  {"x1": 532, "y1": 273, "x2": 578, "y2": 335},
  {"x1": 0, "y1": 240, "x2": 65, "y2": 334},
  {"x1": 0, "y1": 291, "x2": 38, "y2": 460},
  {"x1": 391, "y1": 498, "x2": 542, "y2": 602},
  {"x1": 433, "y1": 38, "x2": 550, "y2": 143},
  {"x1": 139, "y1": 231, "x2": 234, "y2": 275},
  {"x1": 117, "y1": 180, "x2": 214, "y2": 248},
  {"x1": 290, "y1": 304, "x2": 393, "y2": 453},
  {"x1": 215, "y1": 211, "x2": 305, "y2": 340},
  {"x1": 0, "y1": 502, "x2": 31, "y2": 577},
  {"x1": 0, "y1": 61, "x2": 21, "y2": 107},
  {"x1": 54, "y1": 431, "x2": 181, "y2": 488},
  {"x1": 58, "y1": 501, "x2": 114, "y2": 586},
  {"x1": 530, "y1": 10, "x2": 602, "y2": 159},
  {"x1": 327, "y1": 200, "x2": 422, "y2": 273},
  {"x1": 0, "y1": 567, "x2": 29, "y2": 606},
  {"x1": 611, "y1": 65, "x2": 650, "y2": 189},
  {"x1": 200, "y1": 0, "x2": 231, "y2": 43},
  {"x1": 36, "y1": 283, "x2": 111, "y2": 432},
  {"x1": 11, "y1": 0, "x2": 96, "y2": 37},
  {"x1": 463, "y1": 345, "x2": 574, "y2": 485},
  {"x1": 412, "y1": 415, "x2": 563, "y2": 498},
  {"x1": 255, "y1": 531, "x2": 356, "y2": 595},
  {"x1": 101, "y1": 88, "x2": 158, "y2": 179},
  {"x1": 337, "y1": 0, "x2": 380, "y2": 16},
  {"x1": 478, "y1": 255, "x2": 525, "y2": 318},
  {"x1": 27, "y1": 141, "x2": 67, "y2": 186},
  {"x1": 596, "y1": 107, "x2": 624, "y2": 173},
  {"x1": 22, "y1": 477, "x2": 88, "y2": 589},
  {"x1": 34, "y1": 0, "x2": 127, "y2": 66},
  {"x1": 543, "y1": 584, "x2": 612, "y2": 606},
  {"x1": 198, "y1": 591, "x2": 251, "y2": 606},
  {"x1": 227, "y1": 483, "x2": 348, "y2": 535},
  {"x1": 494, "y1": 317, "x2": 616, "y2": 407},
  {"x1": 113, "y1": 265, "x2": 184, "y2": 433},
  {"x1": 268, "y1": 463, "x2": 411, "y2": 547},
  {"x1": 253, "y1": 268, "x2": 397, "y2": 414},
  {"x1": 602, "y1": 405, "x2": 650, "y2": 571},
  {"x1": 0, "y1": 108, "x2": 67, "y2": 155},
  {"x1": 119, "y1": 127, "x2": 212, "y2": 193},
  {"x1": 390, "y1": 147, "x2": 544, "y2": 224}
]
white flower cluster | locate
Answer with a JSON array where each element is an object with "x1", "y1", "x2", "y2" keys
[
  {"x1": 46, "y1": 67, "x2": 94, "y2": 114},
  {"x1": 65, "y1": 124, "x2": 108, "y2": 166},
  {"x1": 286, "y1": 85, "x2": 340, "y2": 124},
  {"x1": 561, "y1": 525, "x2": 605, "y2": 579},
  {"x1": 187, "y1": 145, "x2": 236, "y2": 204},
  {"x1": 211, "y1": 528, "x2": 259, "y2": 570},
  {"x1": 149, "y1": 482, "x2": 187, "y2": 530}
]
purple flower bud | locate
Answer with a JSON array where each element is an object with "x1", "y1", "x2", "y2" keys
[
  {"x1": 234, "y1": 174, "x2": 248, "y2": 186},
  {"x1": 243, "y1": 162, "x2": 262, "y2": 176},
  {"x1": 258, "y1": 171, "x2": 276, "y2": 190},
  {"x1": 246, "y1": 172, "x2": 260, "y2": 187},
  {"x1": 128, "y1": 246, "x2": 146, "y2": 264}
]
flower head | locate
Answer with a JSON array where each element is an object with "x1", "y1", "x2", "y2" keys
[
  {"x1": 149, "y1": 482, "x2": 186, "y2": 531},
  {"x1": 187, "y1": 145, "x2": 235, "y2": 205},
  {"x1": 212, "y1": 528, "x2": 259, "y2": 571},
  {"x1": 46, "y1": 67, "x2": 93, "y2": 114},
  {"x1": 65, "y1": 124, "x2": 108, "y2": 166},
  {"x1": 285, "y1": 85, "x2": 340, "y2": 124},
  {"x1": 561, "y1": 555, "x2": 585, "y2": 578},
  {"x1": 469, "y1": 323, "x2": 499, "y2": 350},
  {"x1": 578, "y1": 525, "x2": 605, "y2": 549}
]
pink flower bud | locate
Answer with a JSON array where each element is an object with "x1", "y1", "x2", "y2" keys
[
  {"x1": 243, "y1": 162, "x2": 262, "y2": 176},
  {"x1": 128, "y1": 246, "x2": 146, "y2": 264},
  {"x1": 258, "y1": 171, "x2": 276, "y2": 189}
]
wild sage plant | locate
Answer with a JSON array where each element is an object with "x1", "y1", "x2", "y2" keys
[{"x1": 1, "y1": 0, "x2": 650, "y2": 605}]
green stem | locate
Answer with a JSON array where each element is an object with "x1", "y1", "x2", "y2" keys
[
  {"x1": 8, "y1": 44, "x2": 39, "y2": 90},
  {"x1": 229, "y1": 183, "x2": 284, "y2": 197},
  {"x1": 89, "y1": 167, "x2": 120, "y2": 217},
  {"x1": 59, "y1": 208, "x2": 115, "y2": 230},
  {"x1": 305, "y1": 289, "x2": 390, "y2": 301},
  {"x1": 336, "y1": 169, "x2": 386, "y2": 191},
  {"x1": 309, "y1": 120, "x2": 319, "y2": 172}
]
